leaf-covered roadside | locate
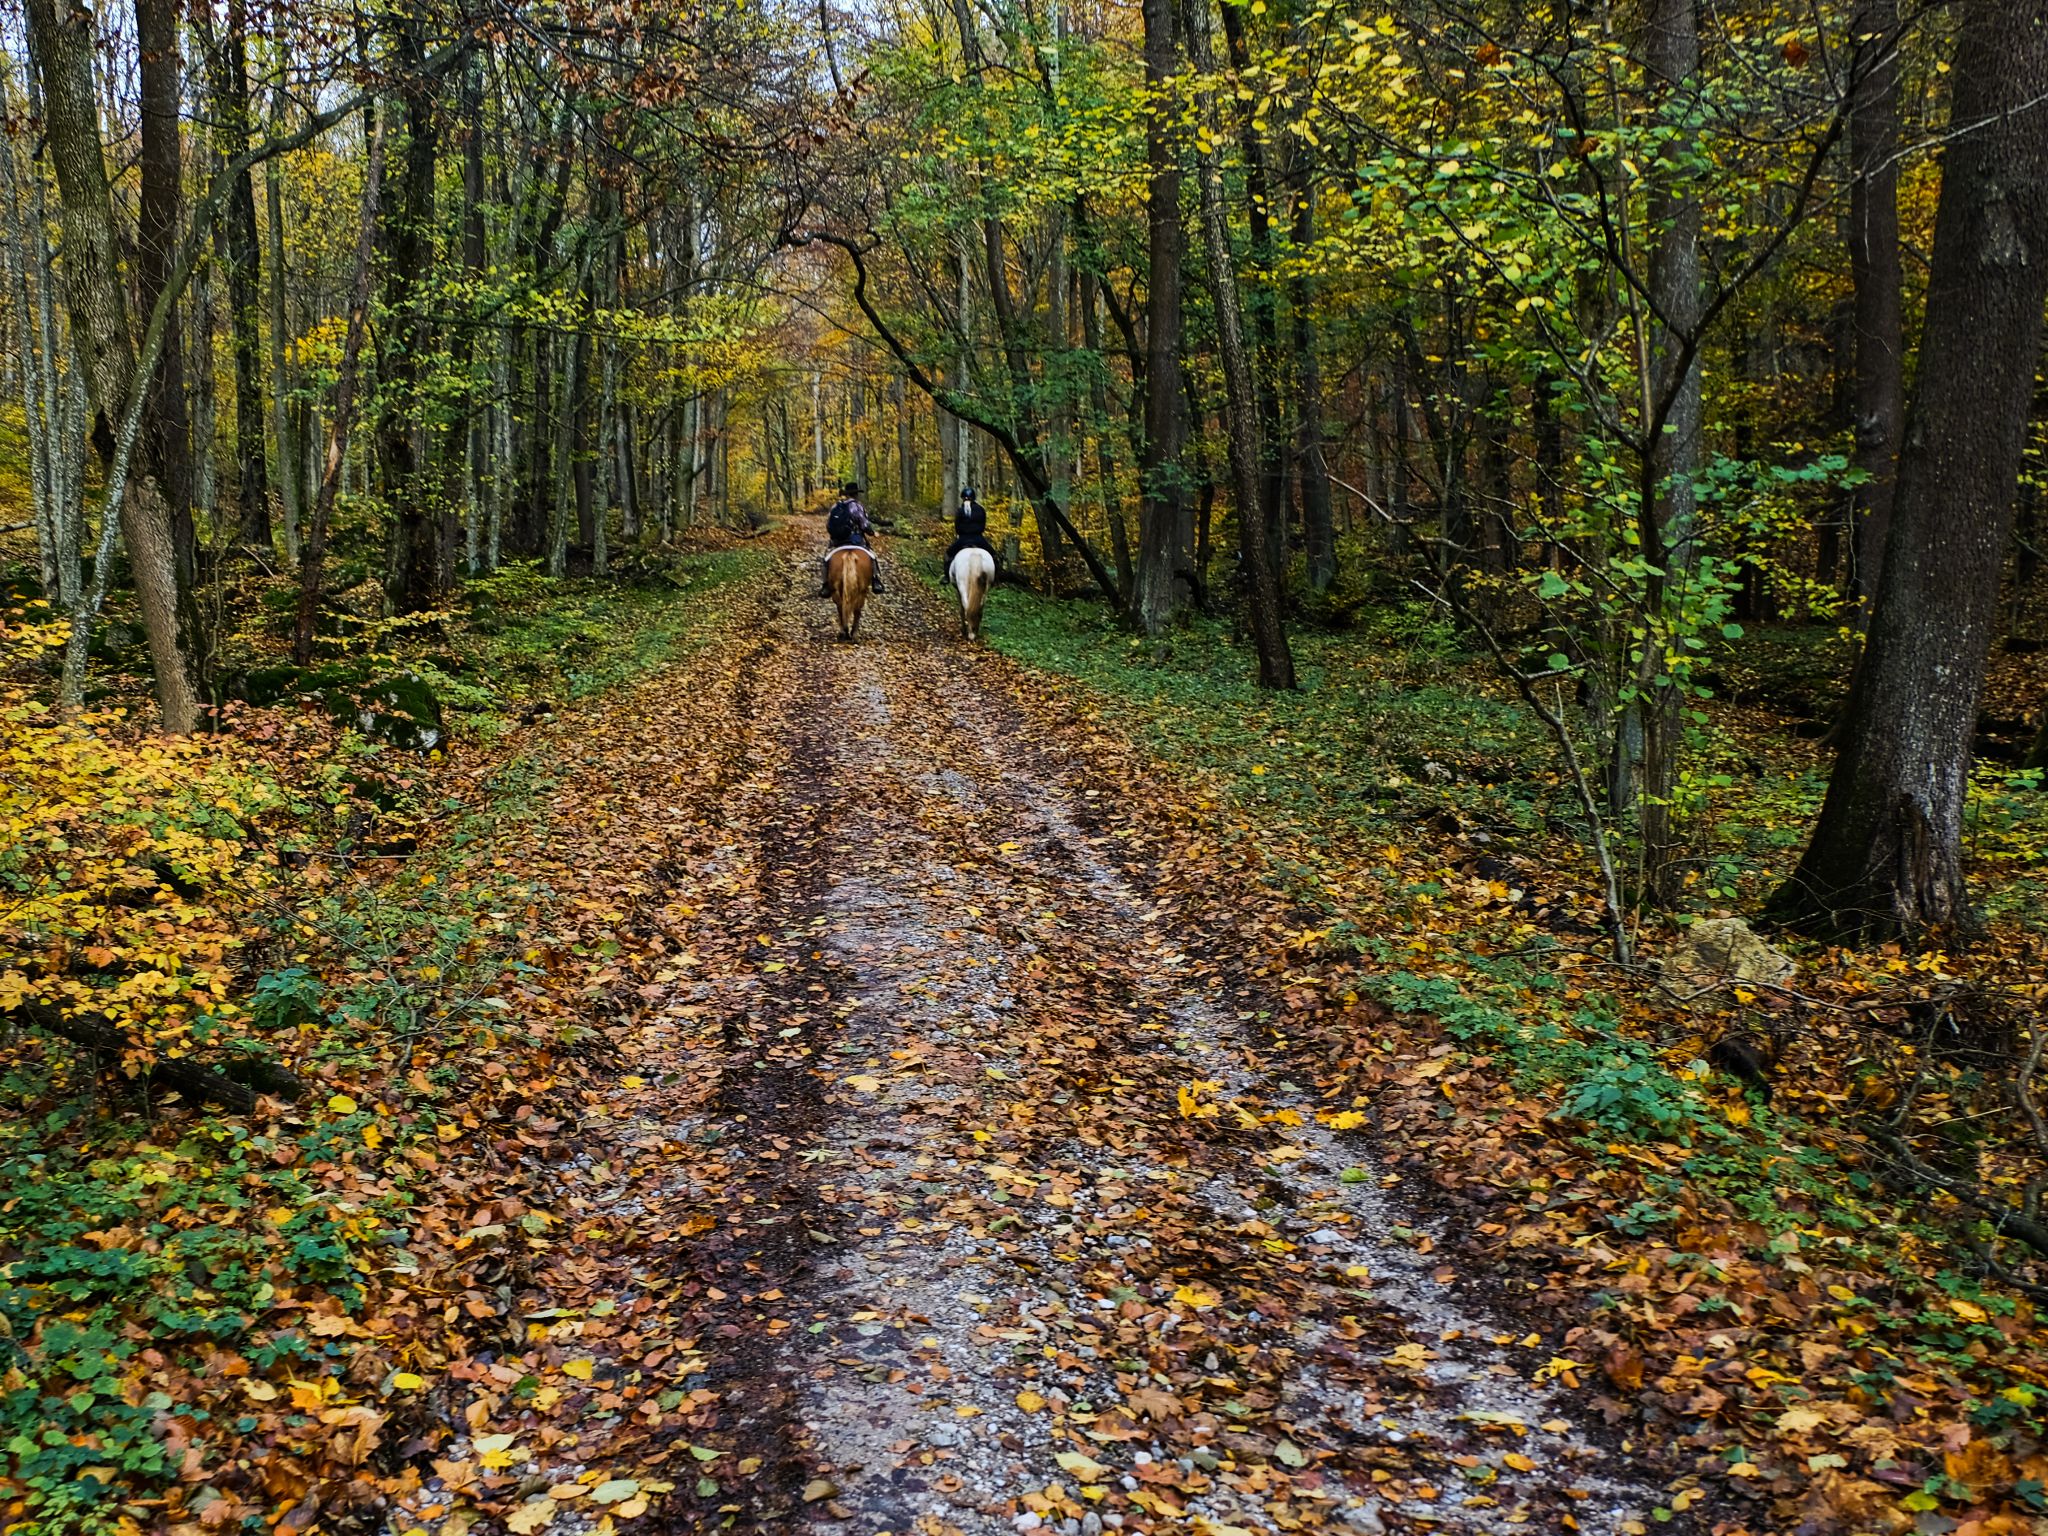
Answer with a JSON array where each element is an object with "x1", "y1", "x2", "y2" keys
[
  {"x1": 0, "y1": 543, "x2": 772, "y2": 1534},
  {"x1": 980, "y1": 593, "x2": 2048, "y2": 1534}
]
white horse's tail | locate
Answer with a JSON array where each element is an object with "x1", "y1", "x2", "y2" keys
[{"x1": 950, "y1": 548, "x2": 996, "y2": 638}]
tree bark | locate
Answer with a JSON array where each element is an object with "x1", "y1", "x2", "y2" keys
[
  {"x1": 26, "y1": 0, "x2": 198, "y2": 731},
  {"x1": 1847, "y1": 0, "x2": 1905, "y2": 611},
  {"x1": 1634, "y1": 0, "x2": 1704, "y2": 901},
  {"x1": 1131, "y1": 0, "x2": 1188, "y2": 633},
  {"x1": 1773, "y1": 0, "x2": 2048, "y2": 937},
  {"x1": 212, "y1": 0, "x2": 271, "y2": 554},
  {"x1": 1217, "y1": 0, "x2": 1288, "y2": 588},
  {"x1": 265, "y1": 90, "x2": 301, "y2": 564},
  {"x1": 379, "y1": 11, "x2": 444, "y2": 613},
  {"x1": 459, "y1": 52, "x2": 487, "y2": 571},
  {"x1": 135, "y1": 0, "x2": 195, "y2": 575},
  {"x1": 1183, "y1": 0, "x2": 1294, "y2": 688}
]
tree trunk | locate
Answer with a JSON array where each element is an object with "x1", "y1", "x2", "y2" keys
[
  {"x1": 265, "y1": 90, "x2": 301, "y2": 564},
  {"x1": 1847, "y1": 0, "x2": 1905, "y2": 611},
  {"x1": 26, "y1": 0, "x2": 198, "y2": 731},
  {"x1": 1291, "y1": 190, "x2": 1335, "y2": 592},
  {"x1": 295, "y1": 110, "x2": 385, "y2": 666},
  {"x1": 1082, "y1": 269, "x2": 1131, "y2": 599},
  {"x1": 1217, "y1": 0, "x2": 1287, "y2": 590},
  {"x1": 1634, "y1": 0, "x2": 1704, "y2": 901},
  {"x1": 1772, "y1": 0, "x2": 2048, "y2": 938},
  {"x1": 895, "y1": 372, "x2": 915, "y2": 503},
  {"x1": 379, "y1": 15, "x2": 443, "y2": 613},
  {"x1": 213, "y1": 0, "x2": 271, "y2": 555},
  {"x1": 135, "y1": 0, "x2": 195, "y2": 576},
  {"x1": 459, "y1": 53, "x2": 486, "y2": 571},
  {"x1": 1183, "y1": 0, "x2": 1294, "y2": 688},
  {"x1": 1131, "y1": 0, "x2": 1187, "y2": 633}
]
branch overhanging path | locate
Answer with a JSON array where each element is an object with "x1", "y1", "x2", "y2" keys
[{"x1": 387, "y1": 524, "x2": 1663, "y2": 1535}]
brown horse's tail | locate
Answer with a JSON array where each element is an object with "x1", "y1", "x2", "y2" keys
[{"x1": 830, "y1": 548, "x2": 872, "y2": 640}]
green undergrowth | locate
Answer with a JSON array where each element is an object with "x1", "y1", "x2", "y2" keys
[
  {"x1": 0, "y1": 551, "x2": 766, "y2": 1532},
  {"x1": 407, "y1": 547, "x2": 769, "y2": 736},
  {"x1": 984, "y1": 589, "x2": 1555, "y2": 849}
]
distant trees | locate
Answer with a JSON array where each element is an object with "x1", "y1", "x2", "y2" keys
[{"x1": 8, "y1": 0, "x2": 2048, "y2": 947}]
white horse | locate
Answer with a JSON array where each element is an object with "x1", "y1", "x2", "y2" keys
[{"x1": 947, "y1": 546, "x2": 996, "y2": 641}]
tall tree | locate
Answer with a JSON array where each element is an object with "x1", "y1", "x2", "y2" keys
[
  {"x1": 1184, "y1": 0, "x2": 1295, "y2": 688},
  {"x1": 1773, "y1": 0, "x2": 2048, "y2": 936},
  {"x1": 1634, "y1": 0, "x2": 1704, "y2": 899},
  {"x1": 210, "y1": 0, "x2": 272, "y2": 554},
  {"x1": 265, "y1": 84, "x2": 301, "y2": 564},
  {"x1": 295, "y1": 110, "x2": 385, "y2": 665},
  {"x1": 379, "y1": 9, "x2": 446, "y2": 612},
  {"x1": 1130, "y1": 0, "x2": 1187, "y2": 633},
  {"x1": 25, "y1": 0, "x2": 199, "y2": 731},
  {"x1": 1846, "y1": 0, "x2": 1905, "y2": 609},
  {"x1": 135, "y1": 0, "x2": 195, "y2": 575}
]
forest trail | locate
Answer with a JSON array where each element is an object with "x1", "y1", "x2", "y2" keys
[{"x1": 410, "y1": 531, "x2": 1662, "y2": 1536}]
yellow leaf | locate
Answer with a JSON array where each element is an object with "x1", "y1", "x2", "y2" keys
[
  {"x1": 843, "y1": 1074, "x2": 883, "y2": 1094},
  {"x1": 1173, "y1": 1283, "x2": 1221, "y2": 1311},
  {"x1": 1949, "y1": 1298, "x2": 1988, "y2": 1323},
  {"x1": 1015, "y1": 1390, "x2": 1048, "y2": 1413},
  {"x1": 506, "y1": 1499, "x2": 556, "y2": 1534},
  {"x1": 391, "y1": 1372, "x2": 425, "y2": 1391},
  {"x1": 563, "y1": 1359, "x2": 595, "y2": 1381},
  {"x1": 1056, "y1": 1450, "x2": 1110, "y2": 1482},
  {"x1": 328, "y1": 1093, "x2": 358, "y2": 1114},
  {"x1": 1503, "y1": 1452, "x2": 1536, "y2": 1472}
]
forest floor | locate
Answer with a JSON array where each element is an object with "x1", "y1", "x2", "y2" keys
[
  {"x1": 379, "y1": 528, "x2": 1671, "y2": 1536},
  {"x1": 10, "y1": 519, "x2": 2046, "y2": 1536}
]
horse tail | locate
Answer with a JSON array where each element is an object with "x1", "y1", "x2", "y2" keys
[{"x1": 956, "y1": 548, "x2": 995, "y2": 638}]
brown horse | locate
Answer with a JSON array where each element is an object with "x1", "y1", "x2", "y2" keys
[{"x1": 827, "y1": 546, "x2": 874, "y2": 642}]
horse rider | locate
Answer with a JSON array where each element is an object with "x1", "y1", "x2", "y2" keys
[
  {"x1": 941, "y1": 486, "x2": 994, "y2": 576},
  {"x1": 820, "y1": 482, "x2": 885, "y2": 595}
]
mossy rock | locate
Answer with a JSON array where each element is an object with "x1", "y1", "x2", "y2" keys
[{"x1": 322, "y1": 670, "x2": 448, "y2": 753}]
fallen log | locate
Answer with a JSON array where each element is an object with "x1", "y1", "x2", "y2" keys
[{"x1": 17, "y1": 1000, "x2": 281, "y2": 1111}]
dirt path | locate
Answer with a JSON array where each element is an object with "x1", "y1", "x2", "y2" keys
[{"x1": 413, "y1": 542, "x2": 1662, "y2": 1536}]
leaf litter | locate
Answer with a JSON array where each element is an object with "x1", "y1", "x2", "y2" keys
[{"x1": 384, "y1": 538, "x2": 1670, "y2": 1536}]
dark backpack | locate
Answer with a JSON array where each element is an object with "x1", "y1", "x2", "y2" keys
[{"x1": 827, "y1": 499, "x2": 857, "y2": 545}]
